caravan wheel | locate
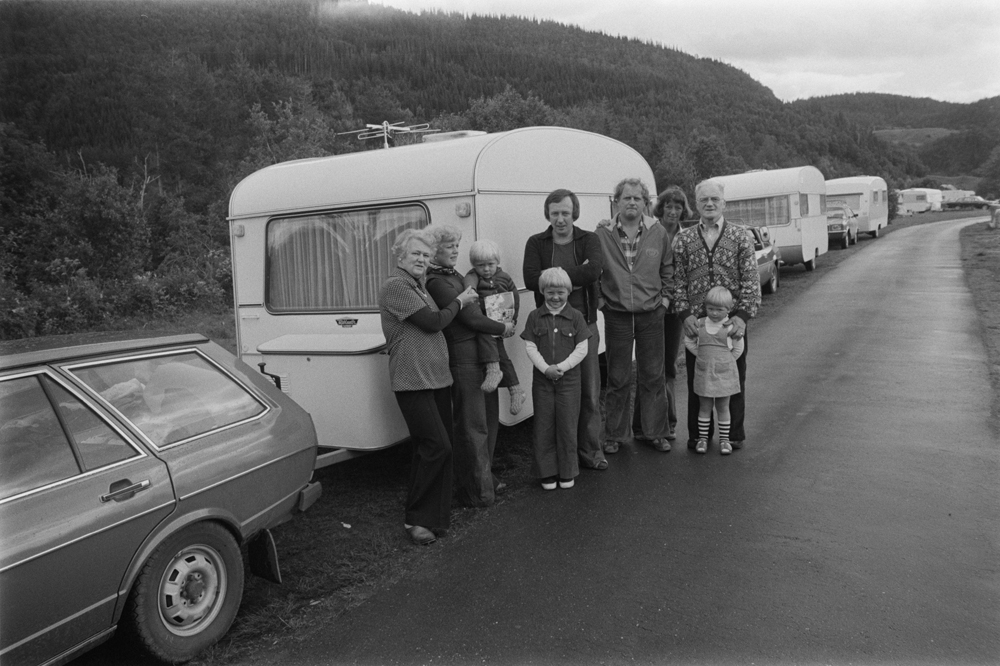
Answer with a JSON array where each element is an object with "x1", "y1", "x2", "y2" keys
[{"x1": 871, "y1": 226, "x2": 880, "y2": 238}]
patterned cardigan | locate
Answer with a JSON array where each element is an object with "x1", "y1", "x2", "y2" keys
[{"x1": 672, "y1": 219, "x2": 761, "y2": 323}]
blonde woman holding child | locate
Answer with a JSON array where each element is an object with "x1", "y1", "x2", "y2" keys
[
  {"x1": 520, "y1": 267, "x2": 591, "y2": 490},
  {"x1": 684, "y1": 286, "x2": 745, "y2": 455}
]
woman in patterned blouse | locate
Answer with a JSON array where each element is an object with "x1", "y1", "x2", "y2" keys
[{"x1": 379, "y1": 229, "x2": 478, "y2": 545}]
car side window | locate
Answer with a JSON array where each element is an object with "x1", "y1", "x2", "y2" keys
[
  {"x1": 0, "y1": 376, "x2": 81, "y2": 500},
  {"x1": 44, "y1": 377, "x2": 139, "y2": 470},
  {"x1": 71, "y1": 351, "x2": 267, "y2": 447}
]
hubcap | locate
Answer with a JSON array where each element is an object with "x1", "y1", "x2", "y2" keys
[{"x1": 158, "y1": 545, "x2": 227, "y2": 636}]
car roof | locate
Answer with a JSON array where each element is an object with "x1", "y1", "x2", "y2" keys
[{"x1": 0, "y1": 332, "x2": 209, "y2": 372}]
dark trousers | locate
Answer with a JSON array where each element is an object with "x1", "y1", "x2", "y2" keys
[
  {"x1": 633, "y1": 310, "x2": 683, "y2": 433},
  {"x1": 531, "y1": 369, "x2": 581, "y2": 480},
  {"x1": 577, "y1": 322, "x2": 606, "y2": 467},
  {"x1": 451, "y1": 360, "x2": 500, "y2": 507},
  {"x1": 395, "y1": 388, "x2": 454, "y2": 530},
  {"x1": 685, "y1": 331, "x2": 748, "y2": 443},
  {"x1": 603, "y1": 307, "x2": 668, "y2": 441}
]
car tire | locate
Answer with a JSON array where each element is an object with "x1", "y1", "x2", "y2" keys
[
  {"x1": 840, "y1": 234, "x2": 849, "y2": 250},
  {"x1": 125, "y1": 522, "x2": 244, "y2": 663},
  {"x1": 763, "y1": 265, "x2": 779, "y2": 294}
]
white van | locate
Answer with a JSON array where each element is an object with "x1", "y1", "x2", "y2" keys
[
  {"x1": 898, "y1": 187, "x2": 943, "y2": 214},
  {"x1": 710, "y1": 166, "x2": 829, "y2": 270},
  {"x1": 228, "y1": 126, "x2": 655, "y2": 466},
  {"x1": 825, "y1": 175, "x2": 889, "y2": 238}
]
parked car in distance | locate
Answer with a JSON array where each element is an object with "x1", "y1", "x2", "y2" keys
[
  {"x1": 733, "y1": 223, "x2": 781, "y2": 294},
  {"x1": 942, "y1": 195, "x2": 992, "y2": 210},
  {"x1": 0, "y1": 333, "x2": 321, "y2": 666},
  {"x1": 827, "y1": 204, "x2": 859, "y2": 249}
]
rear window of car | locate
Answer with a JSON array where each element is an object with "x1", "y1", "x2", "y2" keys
[
  {"x1": 0, "y1": 373, "x2": 140, "y2": 500},
  {"x1": 69, "y1": 351, "x2": 268, "y2": 448}
]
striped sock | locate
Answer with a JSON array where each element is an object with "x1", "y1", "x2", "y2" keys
[
  {"x1": 698, "y1": 417, "x2": 711, "y2": 441},
  {"x1": 719, "y1": 420, "x2": 731, "y2": 443}
]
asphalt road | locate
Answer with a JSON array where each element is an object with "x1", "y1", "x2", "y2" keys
[{"x1": 254, "y1": 218, "x2": 999, "y2": 666}]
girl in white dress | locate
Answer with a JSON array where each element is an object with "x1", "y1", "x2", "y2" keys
[{"x1": 684, "y1": 286, "x2": 745, "y2": 455}]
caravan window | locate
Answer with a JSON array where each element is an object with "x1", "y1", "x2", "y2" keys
[
  {"x1": 266, "y1": 205, "x2": 427, "y2": 313},
  {"x1": 799, "y1": 194, "x2": 810, "y2": 215},
  {"x1": 725, "y1": 196, "x2": 790, "y2": 227}
]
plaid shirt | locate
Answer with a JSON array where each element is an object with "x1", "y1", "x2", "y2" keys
[{"x1": 614, "y1": 218, "x2": 645, "y2": 268}]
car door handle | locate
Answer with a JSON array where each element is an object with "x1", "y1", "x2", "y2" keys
[{"x1": 101, "y1": 479, "x2": 151, "y2": 503}]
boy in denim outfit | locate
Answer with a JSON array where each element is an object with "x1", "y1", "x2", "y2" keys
[{"x1": 520, "y1": 267, "x2": 591, "y2": 490}]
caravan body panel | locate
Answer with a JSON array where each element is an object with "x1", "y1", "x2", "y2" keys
[
  {"x1": 710, "y1": 166, "x2": 829, "y2": 267},
  {"x1": 826, "y1": 176, "x2": 889, "y2": 236},
  {"x1": 228, "y1": 127, "x2": 653, "y2": 455}
]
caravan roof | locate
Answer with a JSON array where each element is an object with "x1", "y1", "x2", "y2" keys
[
  {"x1": 229, "y1": 126, "x2": 651, "y2": 220},
  {"x1": 710, "y1": 166, "x2": 826, "y2": 200},
  {"x1": 826, "y1": 175, "x2": 887, "y2": 194}
]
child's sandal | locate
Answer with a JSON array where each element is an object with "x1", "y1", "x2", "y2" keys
[{"x1": 720, "y1": 440, "x2": 732, "y2": 455}]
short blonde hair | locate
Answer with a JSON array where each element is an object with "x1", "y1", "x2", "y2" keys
[
  {"x1": 704, "y1": 285, "x2": 734, "y2": 310},
  {"x1": 539, "y1": 267, "x2": 572, "y2": 292},
  {"x1": 469, "y1": 239, "x2": 501, "y2": 264},
  {"x1": 428, "y1": 225, "x2": 462, "y2": 247}
]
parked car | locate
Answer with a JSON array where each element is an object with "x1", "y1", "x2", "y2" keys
[
  {"x1": 942, "y1": 195, "x2": 991, "y2": 210},
  {"x1": 827, "y1": 204, "x2": 859, "y2": 249},
  {"x1": 733, "y1": 223, "x2": 781, "y2": 294},
  {"x1": 0, "y1": 333, "x2": 321, "y2": 666}
]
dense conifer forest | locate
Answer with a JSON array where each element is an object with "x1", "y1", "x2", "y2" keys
[{"x1": 1, "y1": 0, "x2": 995, "y2": 338}]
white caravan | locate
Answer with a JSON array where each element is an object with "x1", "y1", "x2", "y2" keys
[
  {"x1": 898, "y1": 188, "x2": 943, "y2": 214},
  {"x1": 826, "y1": 175, "x2": 889, "y2": 238},
  {"x1": 710, "y1": 166, "x2": 829, "y2": 270},
  {"x1": 228, "y1": 126, "x2": 655, "y2": 466}
]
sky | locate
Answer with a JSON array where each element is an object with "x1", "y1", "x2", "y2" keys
[{"x1": 374, "y1": 0, "x2": 999, "y2": 104}]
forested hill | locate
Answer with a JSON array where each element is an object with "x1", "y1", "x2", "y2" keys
[
  {"x1": 793, "y1": 93, "x2": 1000, "y2": 178},
  {"x1": 2, "y1": 0, "x2": 924, "y2": 210}
]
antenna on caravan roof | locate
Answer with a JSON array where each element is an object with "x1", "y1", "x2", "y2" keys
[{"x1": 337, "y1": 121, "x2": 440, "y2": 149}]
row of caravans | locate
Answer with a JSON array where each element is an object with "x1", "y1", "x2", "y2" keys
[{"x1": 228, "y1": 127, "x2": 887, "y2": 464}]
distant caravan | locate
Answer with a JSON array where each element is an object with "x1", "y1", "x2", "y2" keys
[
  {"x1": 898, "y1": 187, "x2": 943, "y2": 215},
  {"x1": 826, "y1": 175, "x2": 889, "y2": 238},
  {"x1": 710, "y1": 166, "x2": 829, "y2": 271},
  {"x1": 228, "y1": 126, "x2": 655, "y2": 466}
]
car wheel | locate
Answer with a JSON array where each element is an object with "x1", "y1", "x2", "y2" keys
[
  {"x1": 840, "y1": 234, "x2": 849, "y2": 250},
  {"x1": 763, "y1": 264, "x2": 779, "y2": 294},
  {"x1": 126, "y1": 523, "x2": 244, "y2": 663}
]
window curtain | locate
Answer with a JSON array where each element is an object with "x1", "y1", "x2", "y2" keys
[
  {"x1": 726, "y1": 196, "x2": 790, "y2": 227},
  {"x1": 267, "y1": 206, "x2": 426, "y2": 312}
]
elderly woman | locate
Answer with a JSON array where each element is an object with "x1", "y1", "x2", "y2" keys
[
  {"x1": 379, "y1": 228, "x2": 478, "y2": 545},
  {"x1": 425, "y1": 226, "x2": 514, "y2": 508},
  {"x1": 633, "y1": 186, "x2": 696, "y2": 442}
]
